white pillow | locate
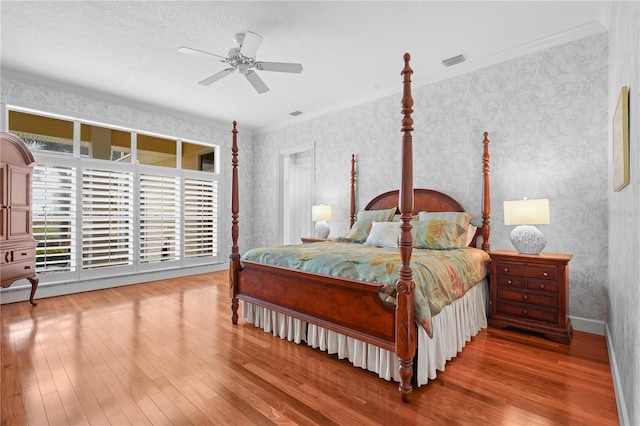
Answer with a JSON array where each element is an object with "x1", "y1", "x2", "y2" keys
[
  {"x1": 364, "y1": 221, "x2": 401, "y2": 248},
  {"x1": 466, "y1": 225, "x2": 478, "y2": 247}
]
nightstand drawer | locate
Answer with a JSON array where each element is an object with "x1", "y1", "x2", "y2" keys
[
  {"x1": 526, "y1": 279, "x2": 558, "y2": 294},
  {"x1": 497, "y1": 288, "x2": 557, "y2": 308},
  {"x1": 497, "y1": 276, "x2": 524, "y2": 288},
  {"x1": 496, "y1": 301, "x2": 558, "y2": 324},
  {"x1": 494, "y1": 262, "x2": 557, "y2": 280}
]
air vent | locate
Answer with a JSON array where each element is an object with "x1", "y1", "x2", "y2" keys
[
  {"x1": 442, "y1": 54, "x2": 467, "y2": 67},
  {"x1": 289, "y1": 110, "x2": 303, "y2": 117}
]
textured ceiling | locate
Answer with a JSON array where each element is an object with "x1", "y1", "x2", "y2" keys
[{"x1": 1, "y1": 1, "x2": 606, "y2": 133}]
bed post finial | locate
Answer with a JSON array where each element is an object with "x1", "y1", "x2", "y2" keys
[
  {"x1": 230, "y1": 121, "x2": 240, "y2": 324},
  {"x1": 397, "y1": 52, "x2": 416, "y2": 402},
  {"x1": 350, "y1": 154, "x2": 357, "y2": 228},
  {"x1": 482, "y1": 132, "x2": 491, "y2": 252}
]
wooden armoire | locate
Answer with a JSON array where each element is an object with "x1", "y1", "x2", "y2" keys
[{"x1": 1, "y1": 132, "x2": 39, "y2": 305}]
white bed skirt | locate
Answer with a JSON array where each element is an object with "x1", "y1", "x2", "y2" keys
[{"x1": 242, "y1": 279, "x2": 488, "y2": 386}]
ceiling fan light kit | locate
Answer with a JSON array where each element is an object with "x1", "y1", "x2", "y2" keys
[{"x1": 179, "y1": 31, "x2": 303, "y2": 94}]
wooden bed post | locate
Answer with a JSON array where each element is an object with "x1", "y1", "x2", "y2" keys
[
  {"x1": 350, "y1": 154, "x2": 356, "y2": 228},
  {"x1": 397, "y1": 53, "x2": 416, "y2": 402},
  {"x1": 230, "y1": 121, "x2": 240, "y2": 324},
  {"x1": 482, "y1": 132, "x2": 491, "y2": 252}
]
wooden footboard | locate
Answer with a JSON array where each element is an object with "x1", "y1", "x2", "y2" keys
[{"x1": 237, "y1": 262, "x2": 396, "y2": 349}]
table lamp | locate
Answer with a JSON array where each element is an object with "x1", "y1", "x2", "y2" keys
[
  {"x1": 312, "y1": 204, "x2": 332, "y2": 239},
  {"x1": 503, "y1": 198, "x2": 550, "y2": 254}
]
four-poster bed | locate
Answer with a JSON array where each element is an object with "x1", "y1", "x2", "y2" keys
[{"x1": 229, "y1": 53, "x2": 491, "y2": 401}]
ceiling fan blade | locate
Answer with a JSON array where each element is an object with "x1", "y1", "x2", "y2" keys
[
  {"x1": 199, "y1": 68, "x2": 234, "y2": 86},
  {"x1": 240, "y1": 31, "x2": 263, "y2": 58},
  {"x1": 244, "y1": 70, "x2": 269, "y2": 94},
  {"x1": 178, "y1": 46, "x2": 227, "y2": 61},
  {"x1": 255, "y1": 61, "x2": 303, "y2": 73}
]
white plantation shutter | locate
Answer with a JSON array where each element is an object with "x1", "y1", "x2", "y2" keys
[
  {"x1": 184, "y1": 178, "x2": 218, "y2": 258},
  {"x1": 81, "y1": 169, "x2": 134, "y2": 270},
  {"x1": 139, "y1": 174, "x2": 181, "y2": 263},
  {"x1": 31, "y1": 164, "x2": 77, "y2": 274}
]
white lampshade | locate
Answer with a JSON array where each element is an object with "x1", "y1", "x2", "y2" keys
[
  {"x1": 503, "y1": 199, "x2": 550, "y2": 225},
  {"x1": 312, "y1": 204, "x2": 332, "y2": 222},
  {"x1": 503, "y1": 198, "x2": 550, "y2": 255}
]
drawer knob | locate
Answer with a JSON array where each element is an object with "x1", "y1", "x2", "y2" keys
[
  {"x1": 24, "y1": 265, "x2": 31, "y2": 270},
  {"x1": 503, "y1": 267, "x2": 509, "y2": 273},
  {"x1": 507, "y1": 280, "x2": 512, "y2": 285},
  {"x1": 522, "y1": 294, "x2": 529, "y2": 301},
  {"x1": 543, "y1": 272, "x2": 549, "y2": 277},
  {"x1": 21, "y1": 252, "x2": 27, "y2": 256},
  {"x1": 539, "y1": 284, "x2": 545, "y2": 289},
  {"x1": 522, "y1": 309, "x2": 529, "y2": 315}
]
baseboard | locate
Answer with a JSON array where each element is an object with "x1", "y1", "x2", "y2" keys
[
  {"x1": 605, "y1": 323, "x2": 630, "y2": 426},
  {"x1": 0, "y1": 262, "x2": 227, "y2": 305},
  {"x1": 569, "y1": 315, "x2": 605, "y2": 335}
]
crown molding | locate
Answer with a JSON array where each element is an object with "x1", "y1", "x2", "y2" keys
[{"x1": 254, "y1": 20, "x2": 607, "y2": 136}]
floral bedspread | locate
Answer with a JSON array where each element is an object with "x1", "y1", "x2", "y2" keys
[{"x1": 241, "y1": 241, "x2": 490, "y2": 337}]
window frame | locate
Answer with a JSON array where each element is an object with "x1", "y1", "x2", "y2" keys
[{"x1": 5, "y1": 106, "x2": 221, "y2": 286}]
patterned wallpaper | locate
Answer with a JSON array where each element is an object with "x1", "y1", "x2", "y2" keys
[
  {"x1": 253, "y1": 33, "x2": 609, "y2": 323},
  {"x1": 607, "y1": 2, "x2": 640, "y2": 424}
]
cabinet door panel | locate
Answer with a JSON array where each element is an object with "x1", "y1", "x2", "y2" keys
[
  {"x1": 8, "y1": 207, "x2": 31, "y2": 240},
  {"x1": 8, "y1": 166, "x2": 31, "y2": 207}
]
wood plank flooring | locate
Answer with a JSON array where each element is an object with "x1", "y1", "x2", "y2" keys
[{"x1": 1, "y1": 271, "x2": 619, "y2": 425}]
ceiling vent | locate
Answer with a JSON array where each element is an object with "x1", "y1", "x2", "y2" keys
[{"x1": 442, "y1": 54, "x2": 467, "y2": 67}]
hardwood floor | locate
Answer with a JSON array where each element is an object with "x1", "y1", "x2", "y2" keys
[{"x1": 2, "y1": 271, "x2": 619, "y2": 425}]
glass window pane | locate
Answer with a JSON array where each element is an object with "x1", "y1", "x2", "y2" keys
[
  {"x1": 80, "y1": 124, "x2": 131, "y2": 162},
  {"x1": 137, "y1": 134, "x2": 176, "y2": 168},
  {"x1": 182, "y1": 142, "x2": 215, "y2": 172},
  {"x1": 8, "y1": 111, "x2": 74, "y2": 155}
]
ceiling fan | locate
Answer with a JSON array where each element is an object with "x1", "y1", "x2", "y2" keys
[{"x1": 178, "y1": 31, "x2": 303, "y2": 94}]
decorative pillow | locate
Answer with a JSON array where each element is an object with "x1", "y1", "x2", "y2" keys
[
  {"x1": 466, "y1": 225, "x2": 478, "y2": 247},
  {"x1": 412, "y1": 214, "x2": 472, "y2": 249},
  {"x1": 343, "y1": 218, "x2": 374, "y2": 243},
  {"x1": 364, "y1": 221, "x2": 401, "y2": 248},
  {"x1": 357, "y1": 207, "x2": 397, "y2": 222},
  {"x1": 417, "y1": 211, "x2": 472, "y2": 231}
]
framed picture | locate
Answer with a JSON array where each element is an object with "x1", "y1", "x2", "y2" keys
[{"x1": 613, "y1": 86, "x2": 630, "y2": 192}]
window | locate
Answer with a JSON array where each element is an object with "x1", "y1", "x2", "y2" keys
[
  {"x1": 139, "y1": 174, "x2": 180, "y2": 263},
  {"x1": 138, "y1": 134, "x2": 176, "y2": 168},
  {"x1": 182, "y1": 141, "x2": 217, "y2": 172},
  {"x1": 80, "y1": 123, "x2": 131, "y2": 162},
  {"x1": 184, "y1": 178, "x2": 218, "y2": 258},
  {"x1": 81, "y1": 168, "x2": 134, "y2": 270},
  {"x1": 32, "y1": 164, "x2": 77, "y2": 274},
  {"x1": 9, "y1": 111, "x2": 74, "y2": 155},
  {"x1": 7, "y1": 108, "x2": 219, "y2": 283}
]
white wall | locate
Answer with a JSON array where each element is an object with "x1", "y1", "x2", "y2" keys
[{"x1": 607, "y1": 2, "x2": 640, "y2": 425}]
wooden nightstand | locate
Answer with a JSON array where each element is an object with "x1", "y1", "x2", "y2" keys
[
  {"x1": 300, "y1": 237, "x2": 327, "y2": 244},
  {"x1": 489, "y1": 250, "x2": 573, "y2": 344}
]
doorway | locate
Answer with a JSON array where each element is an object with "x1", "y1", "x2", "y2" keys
[{"x1": 277, "y1": 145, "x2": 314, "y2": 245}]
